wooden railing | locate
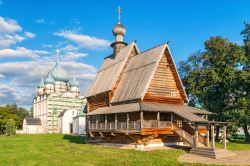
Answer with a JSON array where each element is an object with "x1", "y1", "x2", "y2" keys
[
  {"x1": 172, "y1": 123, "x2": 194, "y2": 146},
  {"x1": 128, "y1": 122, "x2": 140, "y2": 130},
  {"x1": 89, "y1": 121, "x2": 172, "y2": 131},
  {"x1": 89, "y1": 122, "x2": 140, "y2": 131},
  {"x1": 143, "y1": 120, "x2": 158, "y2": 128},
  {"x1": 117, "y1": 122, "x2": 127, "y2": 130},
  {"x1": 159, "y1": 121, "x2": 173, "y2": 128}
]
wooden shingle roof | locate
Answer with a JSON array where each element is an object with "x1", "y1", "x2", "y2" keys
[
  {"x1": 87, "y1": 102, "x2": 210, "y2": 123},
  {"x1": 111, "y1": 43, "x2": 188, "y2": 104},
  {"x1": 86, "y1": 42, "x2": 138, "y2": 97},
  {"x1": 111, "y1": 44, "x2": 167, "y2": 103}
]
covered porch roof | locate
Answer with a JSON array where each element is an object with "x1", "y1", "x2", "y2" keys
[{"x1": 87, "y1": 102, "x2": 213, "y2": 123}]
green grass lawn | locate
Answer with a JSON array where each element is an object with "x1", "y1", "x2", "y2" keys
[{"x1": 0, "y1": 134, "x2": 249, "y2": 166}]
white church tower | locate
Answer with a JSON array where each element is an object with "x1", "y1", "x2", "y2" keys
[{"x1": 32, "y1": 55, "x2": 86, "y2": 134}]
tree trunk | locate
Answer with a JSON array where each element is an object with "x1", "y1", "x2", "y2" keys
[
  {"x1": 215, "y1": 126, "x2": 220, "y2": 141},
  {"x1": 243, "y1": 125, "x2": 250, "y2": 143}
]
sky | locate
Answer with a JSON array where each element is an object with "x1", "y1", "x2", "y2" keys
[{"x1": 0, "y1": 0, "x2": 250, "y2": 108}]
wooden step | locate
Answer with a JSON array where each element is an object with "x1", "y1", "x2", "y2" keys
[{"x1": 190, "y1": 148, "x2": 236, "y2": 159}]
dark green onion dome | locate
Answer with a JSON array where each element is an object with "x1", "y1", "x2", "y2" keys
[
  {"x1": 37, "y1": 77, "x2": 45, "y2": 88},
  {"x1": 69, "y1": 76, "x2": 80, "y2": 87},
  {"x1": 44, "y1": 72, "x2": 55, "y2": 84},
  {"x1": 50, "y1": 59, "x2": 69, "y2": 82}
]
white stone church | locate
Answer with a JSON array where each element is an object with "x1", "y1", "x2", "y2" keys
[{"x1": 22, "y1": 58, "x2": 87, "y2": 134}]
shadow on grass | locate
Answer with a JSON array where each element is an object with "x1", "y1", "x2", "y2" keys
[
  {"x1": 63, "y1": 134, "x2": 86, "y2": 144},
  {"x1": 229, "y1": 139, "x2": 250, "y2": 144}
]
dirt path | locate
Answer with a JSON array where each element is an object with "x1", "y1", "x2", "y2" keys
[{"x1": 178, "y1": 150, "x2": 250, "y2": 165}]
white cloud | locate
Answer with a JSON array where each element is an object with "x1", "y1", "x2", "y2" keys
[
  {"x1": 0, "y1": 49, "x2": 97, "y2": 106},
  {"x1": 34, "y1": 18, "x2": 45, "y2": 24},
  {"x1": 0, "y1": 16, "x2": 35, "y2": 48},
  {"x1": 0, "y1": 16, "x2": 22, "y2": 33},
  {"x1": 0, "y1": 47, "x2": 49, "y2": 59},
  {"x1": 0, "y1": 34, "x2": 26, "y2": 47},
  {"x1": 55, "y1": 31, "x2": 111, "y2": 50},
  {"x1": 25, "y1": 31, "x2": 36, "y2": 38},
  {"x1": 61, "y1": 45, "x2": 79, "y2": 52},
  {"x1": 63, "y1": 52, "x2": 88, "y2": 61}
]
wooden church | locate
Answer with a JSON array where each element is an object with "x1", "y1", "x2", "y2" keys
[{"x1": 85, "y1": 7, "x2": 231, "y2": 158}]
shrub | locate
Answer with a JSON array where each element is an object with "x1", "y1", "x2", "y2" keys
[{"x1": 5, "y1": 118, "x2": 16, "y2": 136}]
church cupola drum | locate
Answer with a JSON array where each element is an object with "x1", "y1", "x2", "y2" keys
[{"x1": 111, "y1": 6, "x2": 127, "y2": 56}]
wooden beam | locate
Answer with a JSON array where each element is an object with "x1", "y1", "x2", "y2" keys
[
  {"x1": 157, "y1": 112, "x2": 160, "y2": 128},
  {"x1": 126, "y1": 113, "x2": 129, "y2": 130},
  {"x1": 194, "y1": 125, "x2": 199, "y2": 148},
  {"x1": 115, "y1": 114, "x2": 117, "y2": 130},
  {"x1": 223, "y1": 125, "x2": 227, "y2": 149},
  {"x1": 211, "y1": 125, "x2": 215, "y2": 149},
  {"x1": 206, "y1": 125, "x2": 210, "y2": 147},
  {"x1": 99, "y1": 132, "x2": 104, "y2": 137},
  {"x1": 105, "y1": 114, "x2": 107, "y2": 130},
  {"x1": 95, "y1": 115, "x2": 98, "y2": 130},
  {"x1": 140, "y1": 111, "x2": 143, "y2": 129},
  {"x1": 88, "y1": 131, "x2": 94, "y2": 138}
]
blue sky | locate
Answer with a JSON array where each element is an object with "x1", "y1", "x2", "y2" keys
[{"x1": 0, "y1": 0, "x2": 249, "y2": 107}]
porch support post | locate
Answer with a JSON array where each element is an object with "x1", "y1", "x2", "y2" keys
[
  {"x1": 88, "y1": 116, "x2": 90, "y2": 130},
  {"x1": 171, "y1": 113, "x2": 174, "y2": 128},
  {"x1": 206, "y1": 125, "x2": 210, "y2": 147},
  {"x1": 194, "y1": 124, "x2": 199, "y2": 148},
  {"x1": 126, "y1": 113, "x2": 129, "y2": 130},
  {"x1": 171, "y1": 113, "x2": 173, "y2": 122},
  {"x1": 104, "y1": 114, "x2": 107, "y2": 130},
  {"x1": 96, "y1": 115, "x2": 98, "y2": 130},
  {"x1": 140, "y1": 111, "x2": 143, "y2": 129},
  {"x1": 157, "y1": 112, "x2": 160, "y2": 128},
  {"x1": 211, "y1": 125, "x2": 215, "y2": 149},
  {"x1": 115, "y1": 114, "x2": 117, "y2": 130},
  {"x1": 223, "y1": 125, "x2": 227, "y2": 149}
]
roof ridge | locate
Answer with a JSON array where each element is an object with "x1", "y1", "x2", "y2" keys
[
  {"x1": 138, "y1": 43, "x2": 167, "y2": 55},
  {"x1": 98, "y1": 42, "x2": 135, "y2": 73}
]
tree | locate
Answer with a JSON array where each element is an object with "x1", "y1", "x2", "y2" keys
[
  {"x1": 0, "y1": 104, "x2": 30, "y2": 134},
  {"x1": 240, "y1": 22, "x2": 250, "y2": 142},
  {"x1": 5, "y1": 119, "x2": 16, "y2": 136},
  {"x1": 179, "y1": 36, "x2": 249, "y2": 141}
]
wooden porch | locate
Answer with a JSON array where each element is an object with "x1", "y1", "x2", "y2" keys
[{"x1": 87, "y1": 111, "x2": 228, "y2": 151}]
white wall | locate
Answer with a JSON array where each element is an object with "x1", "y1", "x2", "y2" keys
[
  {"x1": 59, "y1": 109, "x2": 77, "y2": 134},
  {"x1": 73, "y1": 117, "x2": 86, "y2": 135}
]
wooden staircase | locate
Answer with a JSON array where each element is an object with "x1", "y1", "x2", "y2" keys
[
  {"x1": 190, "y1": 148, "x2": 236, "y2": 159},
  {"x1": 173, "y1": 127, "x2": 194, "y2": 146}
]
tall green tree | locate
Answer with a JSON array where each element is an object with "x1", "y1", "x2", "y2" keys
[
  {"x1": 179, "y1": 36, "x2": 249, "y2": 141},
  {"x1": 240, "y1": 23, "x2": 250, "y2": 142}
]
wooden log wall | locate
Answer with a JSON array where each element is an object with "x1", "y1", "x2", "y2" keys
[
  {"x1": 143, "y1": 112, "x2": 157, "y2": 120},
  {"x1": 117, "y1": 113, "x2": 127, "y2": 122},
  {"x1": 144, "y1": 53, "x2": 185, "y2": 105},
  {"x1": 87, "y1": 92, "x2": 110, "y2": 112},
  {"x1": 160, "y1": 113, "x2": 171, "y2": 121},
  {"x1": 129, "y1": 112, "x2": 140, "y2": 121}
]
